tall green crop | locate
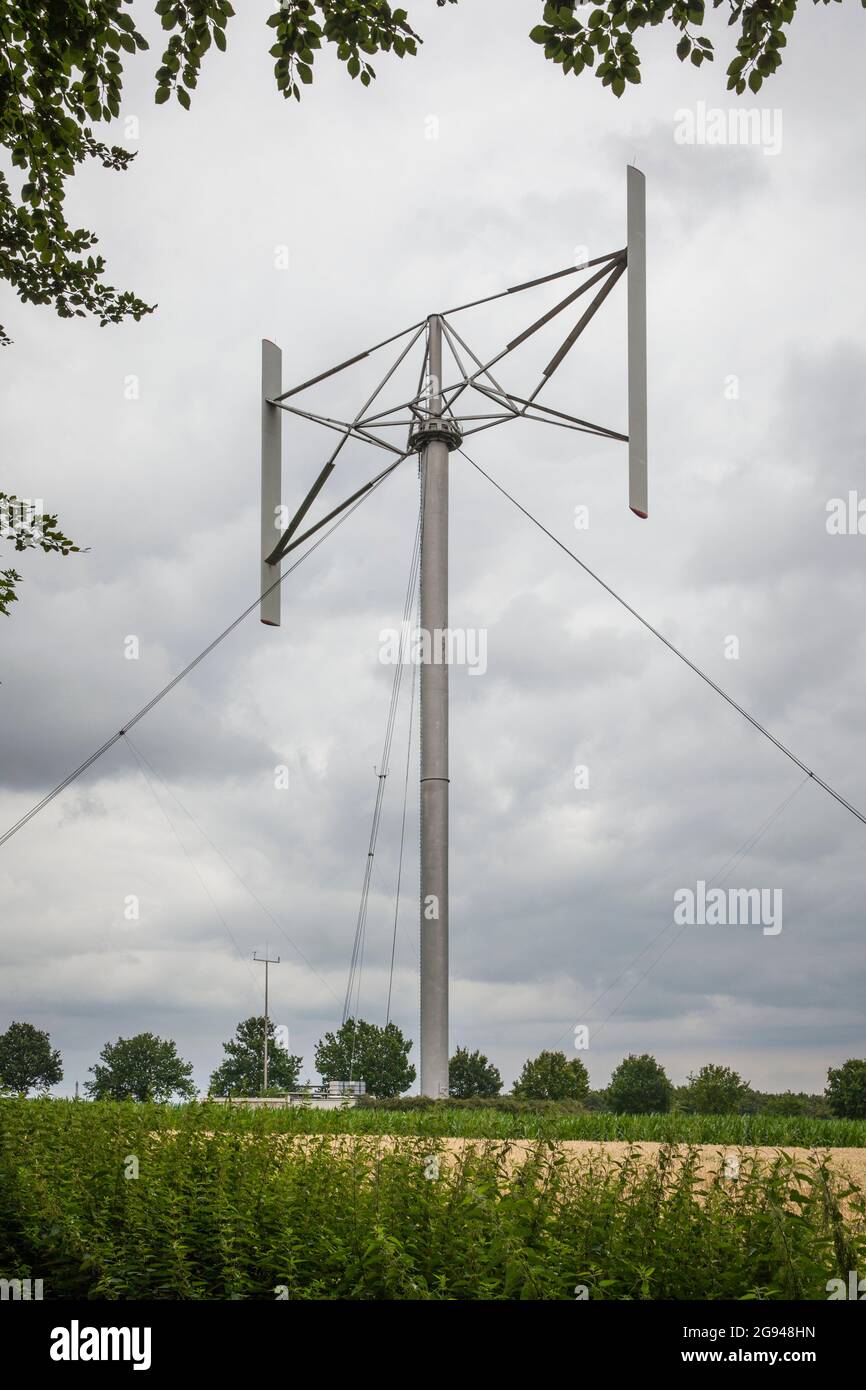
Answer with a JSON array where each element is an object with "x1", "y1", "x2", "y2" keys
[{"x1": 1, "y1": 1099, "x2": 865, "y2": 1300}]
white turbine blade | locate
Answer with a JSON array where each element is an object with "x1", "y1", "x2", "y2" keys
[
  {"x1": 627, "y1": 165, "x2": 648, "y2": 519},
  {"x1": 261, "y1": 338, "x2": 282, "y2": 626}
]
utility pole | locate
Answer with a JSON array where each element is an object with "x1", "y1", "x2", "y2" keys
[
  {"x1": 414, "y1": 316, "x2": 462, "y2": 1098},
  {"x1": 253, "y1": 951, "x2": 280, "y2": 1093}
]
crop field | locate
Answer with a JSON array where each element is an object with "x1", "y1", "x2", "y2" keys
[
  {"x1": 3, "y1": 1099, "x2": 866, "y2": 1300},
  {"x1": 235, "y1": 1103, "x2": 866, "y2": 1148}
]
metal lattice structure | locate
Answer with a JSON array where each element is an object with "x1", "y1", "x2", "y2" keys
[{"x1": 260, "y1": 167, "x2": 647, "y2": 1097}]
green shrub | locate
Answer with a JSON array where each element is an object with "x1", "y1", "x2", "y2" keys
[
  {"x1": 2, "y1": 1099, "x2": 865, "y2": 1300},
  {"x1": 356, "y1": 1095, "x2": 586, "y2": 1116},
  {"x1": 754, "y1": 1091, "x2": 832, "y2": 1120}
]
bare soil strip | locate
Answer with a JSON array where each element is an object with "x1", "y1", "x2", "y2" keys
[{"x1": 255, "y1": 1133, "x2": 866, "y2": 1189}]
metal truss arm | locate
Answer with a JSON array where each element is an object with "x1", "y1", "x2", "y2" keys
[{"x1": 272, "y1": 451, "x2": 414, "y2": 562}]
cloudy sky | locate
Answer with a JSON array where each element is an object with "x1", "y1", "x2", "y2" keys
[{"x1": 1, "y1": 1, "x2": 864, "y2": 1098}]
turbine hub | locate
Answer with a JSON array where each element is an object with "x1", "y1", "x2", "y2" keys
[{"x1": 408, "y1": 416, "x2": 463, "y2": 454}]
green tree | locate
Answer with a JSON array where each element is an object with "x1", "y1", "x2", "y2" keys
[
  {"x1": 0, "y1": 1, "x2": 815, "y2": 608},
  {"x1": 448, "y1": 1046, "x2": 502, "y2": 1099},
  {"x1": 512, "y1": 1049, "x2": 589, "y2": 1102},
  {"x1": 753, "y1": 1090, "x2": 831, "y2": 1119},
  {"x1": 314, "y1": 1017, "x2": 415, "y2": 1098},
  {"x1": 826, "y1": 1059, "x2": 866, "y2": 1120},
  {"x1": 607, "y1": 1053, "x2": 673, "y2": 1114},
  {"x1": 0, "y1": 0, "x2": 421, "y2": 343},
  {"x1": 0, "y1": 1019, "x2": 62, "y2": 1093},
  {"x1": 85, "y1": 1031, "x2": 196, "y2": 1102},
  {"x1": 530, "y1": 1, "x2": 811, "y2": 99},
  {"x1": 680, "y1": 1063, "x2": 751, "y2": 1115},
  {"x1": 1, "y1": 493, "x2": 83, "y2": 617},
  {"x1": 0, "y1": 1, "x2": 830, "y2": 345},
  {"x1": 208, "y1": 1016, "x2": 302, "y2": 1097}
]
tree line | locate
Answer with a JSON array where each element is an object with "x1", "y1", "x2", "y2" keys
[{"x1": 2, "y1": 1017, "x2": 866, "y2": 1119}]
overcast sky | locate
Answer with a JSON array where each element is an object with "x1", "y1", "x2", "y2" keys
[{"x1": 1, "y1": 1, "x2": 864, "y2": 1098}]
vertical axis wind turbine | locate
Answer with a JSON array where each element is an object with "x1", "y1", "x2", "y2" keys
[{"x1": 259, "y1": 168, "x2": 648, "y2": 1098}]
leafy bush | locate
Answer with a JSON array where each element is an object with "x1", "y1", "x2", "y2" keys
[
  {"x1": 356, "y1": 1096, "x2": 586, "y2": 1116},
  {"x1": 752, "y1": 1091, "x2": 832, "y2": 1120},
  {"x1": 1, "y1": 1099, "x2": 865, "y2": 1300}
]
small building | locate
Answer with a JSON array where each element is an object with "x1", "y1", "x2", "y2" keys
[{"x1": 208, "y1": 1080, "x2": 365, "y2": 1110}]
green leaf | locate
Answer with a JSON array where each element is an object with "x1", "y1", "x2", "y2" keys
[{"x1": 176, "y1": 86, "x2": 191, "y2": 109}]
